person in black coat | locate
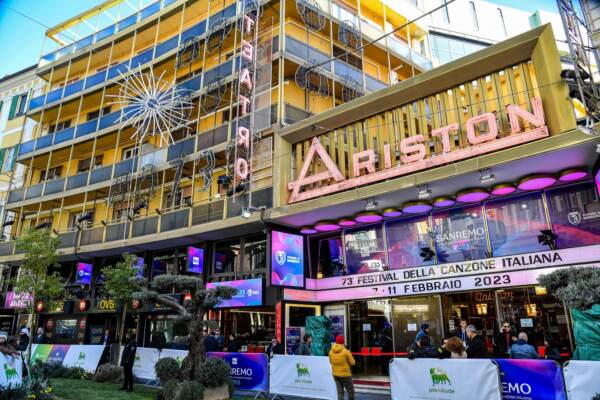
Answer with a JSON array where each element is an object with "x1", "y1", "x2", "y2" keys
[
  {"x1": 266, "y1": 337, "x2": 284, "y2": 358},
  {"x1": 204, "y1": 331, "x2": 220, "y2": 353},
  {"x1": 493, "y1": 322, "x2": 516, "y2": 358},
  {"x1": 226, "y1": 334, "x2": 240, "y2": 353},
  {"x1": 16, "y1": 327, "x2": 29, "y2": 352},
  {"x1": 408, "y1": 336, "x2": 444, "y2": 359},
  {"x1": 120, "y1": 333, "x2": 137, "y2": 392},
  {"x1": 466, "y1": 325, "x2": 488, "y2": 358},
  {"x1": 34, "y1": 328, "x2": 48, "y2": 344},
  {"x1": 544, "y1": 335, "x2": 562, "y2": 364}
]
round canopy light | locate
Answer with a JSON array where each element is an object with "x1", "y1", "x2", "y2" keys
[
  {"x1": 518, "y1": 174, "x2": 557, "y2": 191},
  {"x1": 402, "y1": 200, "x2": 432, "y2": 214},
  {"x1": 433, "y1": 196, "x2": 455, "y2": 208},
  {"x1": 338, "y1": 218, "x2": 357, "y2": 227},
  {"x1": 456, "y1": 188, "x2": 490, "y2": 203},
  {"x1": 355, "y1": 211, "x2": 383, "y2": 223},
  {"x1": 491, "y1": 183, "x2": 517, "y2": 196},
  {"x1": 382, "y1": 208, "x2": 402, "y2": 218},
  {"x1": 300, "y1": 226, "x2": 318, "y2": 234},
  {"x1": 558, "y1": 168, "x2": 588, "y2": 182},
  {"x1": 314, "y1": 221, "x2": 340, "y2": 232}
]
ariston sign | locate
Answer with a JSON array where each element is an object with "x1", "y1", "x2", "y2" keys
[{"x1": 288, "y1": 97, "x2": 547, "y2": 203}]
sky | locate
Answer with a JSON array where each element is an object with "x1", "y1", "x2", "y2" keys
[
  {"x1": 491, "y1": 0, "x2": 559, "y2": 13},
  {"x1": 0, "y1": 0, "x2": 104, "y2": 78}
]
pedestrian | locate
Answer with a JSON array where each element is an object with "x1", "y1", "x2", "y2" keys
[
  {"x1": 16, "y1": 327, "x2": 29, "y2": 352},
  {"x1": 408, "y1": 336, "x2": 444, "y2": 359},
  {"x1": 299, "y1": 334, "x2": 313, "y2": 356},
  {"x1": 34, "y1": 327, "x2": 48, "y2": 344},
  {"x1": 414, "y1": 323, "x2": 430, "y2": 344},
  {"x1": 266, "y1": 337, "x2": 283, "y2": 359},
  {"x1": 457, "y1": 319, "x2": 469, "y2": 346},
  {"x1": 226, "y1": 334, "x2": 240, "y2": 353},
  {"x1": 0, "y1": 332, "x2": 19, "y2": 357},
  {"x1": 493, "y1": 321, "x2": 516, "y2": 358},
  {"x1": 444, "y1": 336, "x2": 467, "y2": 359},
  {"x1": 329, "y1": 336, "x2": 355, "y2": 400},
  {"x1": 510, "y1": 332, "x2": 539, "y2": 359},
  {"x1": 466, "y1": 325, "x2": 488, "y2": 358},
  {"x1": 215, "y1": 328, "x2": 225, "y2": 351},
  {"x1": 102, "y1": 329, "x2": 111, "y2": 346},
  {"x1": 120, "y1": 332, "x2": 137, "y2": 392},
  {"x1": 204, "y1": 330, "x2": 219, "y2": 353},
  {"x1": 544, "y1": 335, "x2": 562, "y2": 364}
]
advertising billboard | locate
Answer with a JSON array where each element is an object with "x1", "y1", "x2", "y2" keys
[
  {"x1": 207, "y1": 352, "x2": 269, "y2": 392},
  {"x1": 271, "y1": 230, "x2": 304, "y2": 288},
  {"x1": 76, "y1": 262, "x2": 93, "y2": 285},
  {"x1": 187, "y1": 246, "x2": 204, "y2": 274},
  {"x1": 206, "y1": 278, "x2": 263, "y2": 308},
  {"x1": 135, "y1": 257, "x2": 145, "y2": 278}
]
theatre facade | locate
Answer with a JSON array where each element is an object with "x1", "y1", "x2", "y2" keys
[{"x1": 266, "y1": 24, "x2": 600, "y2": 379}]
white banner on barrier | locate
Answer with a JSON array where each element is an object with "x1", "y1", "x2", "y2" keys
[
  {"x1": 62, "y1": 345, "x2": 105, "y2": 372},
  {"x1": 0, "y1": 353, "x2": 22, "y2": 388},
  {"x1": 270, "y1": 355, "x2": 338, "y2": 400},
  {"x1": 563, "y1": 360, "x2": 600, "y2": 399},
  {"x1": 390, "y1": 358, "x2": 502, "y2": 400},
  {"x1": 158, "y1": 349, "x2": 188, "y2": 367},
  {"x1": 132, "y1": 347, "x2": 160, "y2": 380}
]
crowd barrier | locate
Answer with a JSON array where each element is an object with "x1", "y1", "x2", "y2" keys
[
  {"x1": 0, "y1": 352, "x2": 23, "y2": 388},
  {"x1": 563, "y1": 360, "x2": 600, "y2": 399},
  {"x1": 30, "y1": 344, "x2": 105, "y2": 373}
]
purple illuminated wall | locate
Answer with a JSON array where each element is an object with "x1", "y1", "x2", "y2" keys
[
  {"x1": 206, "y1": 278, "x2": 263, "y2": 307},
  {"x1": 271, "y1": 231, "x2": 304, "y2": 287}
]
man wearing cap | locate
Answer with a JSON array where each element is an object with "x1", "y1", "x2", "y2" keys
[
  {"x1": 0, "y1": 332, "x2": 19, "y2": 357},
  {"x1": 329, "y1": 335, "x2": 355, "y2": 400},
  {"x1": 16, "y1": 327, "x2": 29, "y2": 352},
  {"x1": 415, "y1": 323, "x2": 430, "y2": 344}
]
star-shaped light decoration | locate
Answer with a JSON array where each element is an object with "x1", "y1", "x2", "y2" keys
[{"x1": 109, "y1": 67, "x2": 193, "y2": 146}]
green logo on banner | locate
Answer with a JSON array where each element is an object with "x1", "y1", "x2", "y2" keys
[
  {"x1": 429, "y1": 368, "x2": 451, "y2": 385},
  {"x1": 3, "y1": 363, "x2": 18, "y2": 381},
  {"x1": 296, "y1": 363, "x2": 310, "y2": 377}
]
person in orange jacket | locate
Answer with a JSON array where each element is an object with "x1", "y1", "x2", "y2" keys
[{"x1": 329, "y1": 335, "x2": 355, "y2": 400}]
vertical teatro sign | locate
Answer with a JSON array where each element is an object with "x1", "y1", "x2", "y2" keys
[{"x1": 233, "y1": 1, "x2": 260, "y2": 204}]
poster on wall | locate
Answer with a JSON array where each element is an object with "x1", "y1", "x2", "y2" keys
[
  {"x1": 206, "y1": 278, "x2": 263, "y2": 308},
  {"x1": 76, "y1": 262, "x2": 93, "y2": 284},
  {"x1": 496, "y1": 359, "x2": 566, "y2": 400},
  {"x1": 285, "y1": 327, "x2": 301, "y2": 355},
  {"x1": 271, "y1": 230, "x2": 304, "y2": 288},
  {"x1": 208, "y1": 352, "x2": 269, "y2": 392},
  {"x1": 187, "y1": 246, "x2": 204, "y2": 274}
]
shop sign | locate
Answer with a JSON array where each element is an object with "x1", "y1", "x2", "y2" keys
[
  {"x1": 288, "y1": 98, "x2": 547, "y2": 203},
  {"x1": 269, "y1": 355, "x2": 338, "y2": 400},
  {"x1": 496, "y1": 359, "x2": 566, "y2": 400},
  {"x1": 307, "y1": 245, "x2": 600, "y2": 290},
  {"x1": 390, "y1": 358, "x2": 502, "y2": 400},
  {"x1": 96, "y1": 299, "x2": 117, "y2": 313},
  {"x1": 564, "y1": 360, "x2": 600, "y2": 399},
  {"x1": 275, "y1": 302, "x2": 282, "y2": 344},
  {"x1": 207, "y1": 352, "x2": 269, "y2": 392},
  {"x1": 285, "y1": 264, "x2": 598, "y2": 303},
  {"x1": 4, "y1": 292, "x2": 33, "y2": 309}
]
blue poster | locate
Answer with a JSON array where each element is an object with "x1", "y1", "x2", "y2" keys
[
  {"x1": 271, "y1": 230, "x2": 304, "y2": 288},
  {"x1": 496, "y1": 359, "x2": 566, "y2": 400},
  {"x1": 187, "y1": 246, "x2": 204, "y2": 274},
  {"x1": 76, "y1": 262, "x2": 93, "y2": 284},
  {"x1": 285, "y1": 327, "x2": 301, "y2": 355},
  {"x1": 207, "y1": 352, "x2": 268, "y2": 392}
]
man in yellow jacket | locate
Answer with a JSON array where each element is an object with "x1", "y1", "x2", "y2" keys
[{"x1": 329, "y1": 335, "x2": 355, "y2": 400}]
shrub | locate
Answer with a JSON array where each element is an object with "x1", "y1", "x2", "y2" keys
[
  {"x1": 0, "y1": 383, "x2": 28, "y2": 400},
  {"x1": 31, "y1": 362, "x2": 89, "y2": 380},
  {"x1": 155, "y1": 357, "x2": 181, "y2": 383},
  {"x1": 173, "y1": 380, "x2": 204, "y2": 400},
  {"x1": 195, "y1": 358, "x2": 230, "y2": 388},
  {"x1": 156, "y1": 378, "x2": 180, "y2": 400},
  {"x1": 93, "y1": 363, "x2": 123, "y2": 383}
]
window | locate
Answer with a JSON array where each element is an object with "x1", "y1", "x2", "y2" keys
[
  {"x1": 8, "y1": 92, "x2": 28, "y2": 119},
  {"x1": 241, "y1": 236, "x2": 267, "y2": 272},
  {"x1": 214, "y1": 240, "x2": 240, "y2": 274},
  {"x1": 547, "y1": 183, "x2": 600, "y2": 249},
  {"x1": 441, "y1": 0, "x2": 450, "y2": 24},
  {"x1": 469, "y1": 1, "x2": 479, "y2": 31},
  {"x1": 2, "y1": 147, "x2": 16, "y2": 173},
  {"x1": 164, "y1": 186, "x2": 192, "y2": 209},
  {"x1": 68, "y1": 210, "x2": 95, "y2": 229},
  {"x1": 432, "y1": 206, "x2": 488, "y2": 262},
  {"x1": 313, "y1": 236, "x2": 344, "y2": 278},
  {"x1": 333, "y1": 46, "x2": 362, "y2": 69},
  {"x1": 486, "y1": 194, "x2": 549, "y2": 256},
  {"x1": 49, "y1": 120, "x2": 71, "y2": 133},
  {"x1": 344, "y1": 226, "x2": 387, "y2": 274},
  {"x1": 498, "y1": 8, "x2": 507, "y2": 36},
  {"x1": 39, "y1": 166, "x2": 62, "y2": 182},
  {"x1": 86, "y1": 106, "x2": 111, "y2": 121},
  {"x1": 122, "y1": 147, "x2": 138, "y2": 160},
  {"x1": 386, "y1": 217, "x2": 433, "y2": 269},
  {"x1": 77, "y1": 155, "x2": 103, "y2": 173},
  {"x1": 29, "y1": 216, "x2": 53, "y2": 230}
]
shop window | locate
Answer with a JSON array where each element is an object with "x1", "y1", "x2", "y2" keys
[
  {"x1": 214, "y1": 240, "x2": 240, "y2": 274},
  {"x1": 311, "y1": 235, "x2": 344, "y2": 278},
  {"x1": 148, "y1": 319, "x2": 189, "y2": 349},
  {"x1": 385, "y1": 217, "x2": 433, "y2": 269},
  {"x1": 391, "y1": 296, "x2": 442, "y2": 355},
  {"x1": 547, "y1": 182, "x2": 600, "y2": 248},
  {"x1": 431, "y1": 205, "x2": 488, "y2": 263},
  {"x1": 53, "y1": 319, "x2": 78, "y2": 340},
  {"x1": 241, "y1": 236, "x2": 267, "y2": 272},
  {"x1": 344, "y1": 225, "x2": 387, "y2": 274},
  {"x1": 485, "y1": 194, "x2": 549, "y2": 256}
]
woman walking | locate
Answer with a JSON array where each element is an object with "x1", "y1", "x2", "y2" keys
[{"x1": 329, "y1": 335, "x2": 355, "y2": 400}]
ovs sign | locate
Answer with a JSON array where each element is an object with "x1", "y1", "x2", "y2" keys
[{"x1": 288, "y1": 98, "x2": 547, "y2": 203}]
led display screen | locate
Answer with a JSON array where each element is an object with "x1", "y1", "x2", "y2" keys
[
  {"x1": 187, "y1": 246, "x2": 204, "y2": 274},
  {"x1": 206, "y1": 278, "x2": 263, "y2": 308},
  {"x1": 76, "y1": 262, "x2": 93, "y2": 285},
  {"x1": 135, "y1": 257, "x2": 144, "y2": 278},
  {"x1": 270, "y1": 231, "x2": 304, "y2": 287}
]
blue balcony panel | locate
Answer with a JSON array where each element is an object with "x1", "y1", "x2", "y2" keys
[
  {"x1": 118, "y1": 14, "x2": 138, "y2": 31},
  {"x1": 35, "y1": 134, "x2": 54, "y2": 151},
  {"x1": 108, "y1": 63, "x2": 129, "y2": 80},
  {"x1": 130, "y1": 48, "x2": 154, "y2": 69},
  {"x1": 75, "y1": 119, "x2": 99, "y2": 138},
  {"x1": 74, "y1": 36, "x2": 94, "y2": 52},
  {"x1": 114, "y1": 158, "x2": 134, "y2": 177},
  {"x1": 203, "y1": 60, "x2": 233, "y2": 86},
  {"x1": 181, "y1": 21, "x2": 206, "y2": 43},
  {"x1": 43, "y1": 178, "x2": 65, "y2": 195},
  {"x1": 285, "y1": 36, "x2": 332, "y2": 71},
  {"x1": 18, "y1": 140, "x2": 35, "y2": 156},
  {"x1": 366, "y1": 75, "x2": 387, "y2": 92},
  {"x1": 66, "y1": 172, "x2": 89, "y2": 191},
  {"x1": 334, "y1": 60, "x2": 363, "y2": 84},
  {"x1": 7, "y1": 188, "x2": 24, "y2": 203},
  {"x1": 45, "y1": 87, "x2": 64, "y2": 104},
  {"x1": 84, "y1": 71, "x2": 107, "y2": 90},
  {"x1": 25, "y1": 183, "x2": 43, "y2": 200},
  {"x1": 99, "y1": 111, "x2": 122, "y2": 130},
  {"x1": 95, "y1": 25, "x2": 116, "y2": 42},
  {"x1": 54, "y1": 127, "x2": 75, "y2": 144},
  {"x1": 63, "y1": 80, "x2": 85, "y2": 97},
  {"x1": 167, "y1": 137, "x2": 195, "y2": 161},
  {"x1": 140, "y1": 2, "x2": 161, "y2": 20},
  {"x1": 164, "y1": 0, "x2": 177, "y2": 5},
  {"x1": 29, "y1": 95, "x2": 45, "y2": 111},
  {"x1": 41, "y1": 52, "x2": 57, "y2": 64},
  {"x1": 55, "y1": 44, "x2": 74, "y2": 59},
  {"x1": 209, "y1": 4, "x2": 237, "y2": 28},
  {"x1": 178, "y1": 75, "x2": 201, "y2": 96},
  {"x1": 90, "y1": 165, "x2": 113, "y2": 184},
  {"x1": 155, "y1": 36, "x2": 179, "y2": 58}
]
